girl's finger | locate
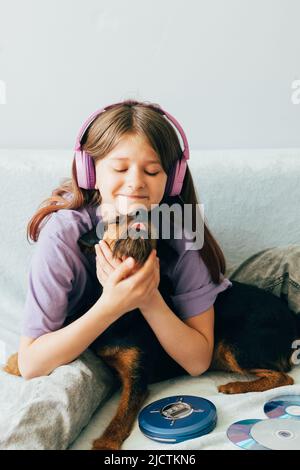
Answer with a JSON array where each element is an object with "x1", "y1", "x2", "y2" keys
[
  {"x1": 134, "y1": 250, "x2": 157, "y2": 285},
  {"x1": 96, "y1": 257, "x2": 106, "y2": 276},
  {"x1": 96, "y1": 264, "x2": 106, "y2": 282},
  {"x1": 99, "y1": 240, "x2": 122, "y2": 267},
  {"x1": 96, "y1": 249, "x2": 111, "y2": 276}
]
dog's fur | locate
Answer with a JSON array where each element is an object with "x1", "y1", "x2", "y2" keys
[{"x1": 3, "y1": 213, "x2": 300, "y2": 450}]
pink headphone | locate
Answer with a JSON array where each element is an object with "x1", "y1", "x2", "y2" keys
[{"x1": 74, "y1": 99, "x2": 190, "y2": 197}]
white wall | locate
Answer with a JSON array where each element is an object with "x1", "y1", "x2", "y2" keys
[{"x1": 0, "y1": 0, "x2": 300, "y2": 149}]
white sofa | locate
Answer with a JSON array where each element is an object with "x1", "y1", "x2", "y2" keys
[{"x1": 1, "y1": 148, "x2": 300, "y2": 450}]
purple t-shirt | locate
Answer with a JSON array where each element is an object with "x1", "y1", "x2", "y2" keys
[{"x1": 21, "y1": 203, "x2": 232, "y2": 338}]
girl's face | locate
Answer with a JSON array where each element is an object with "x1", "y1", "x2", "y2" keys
[{"x1": 94, "y1": 133, "x2": 168, "y2": 218}]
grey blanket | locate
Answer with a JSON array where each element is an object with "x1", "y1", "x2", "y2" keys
[{"x1": 0, "y1": 349, "x2": 118, "y2": 450}]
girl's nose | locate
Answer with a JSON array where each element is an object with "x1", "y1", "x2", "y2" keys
[{"x1": 126, "y1": 169, "x2": 146, "y2": 189}]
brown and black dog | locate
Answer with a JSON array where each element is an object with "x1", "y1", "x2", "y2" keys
[{"x1": 4, "y1": 213, "x2": 300, "y2": 450}]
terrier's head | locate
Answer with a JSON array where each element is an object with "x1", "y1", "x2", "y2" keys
[{"x1": 102, "y1": 213, "x2": 158, "y2": 267}]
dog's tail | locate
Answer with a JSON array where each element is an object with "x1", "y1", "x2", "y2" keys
[{"x1": 3, "y1": 352, "x2": 22, "y2": 376}]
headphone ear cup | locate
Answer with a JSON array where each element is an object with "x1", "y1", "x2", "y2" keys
[
  {"x1": 75, "y1": 150, "x2": 96, "y2": 189},
  {"x1": 164, "y1": 161, "x2": 179, "y2": 197}
]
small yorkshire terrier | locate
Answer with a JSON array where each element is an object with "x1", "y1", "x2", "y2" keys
[{"x1": 4, "y1": 212, "x2": 300, "y2": 451}]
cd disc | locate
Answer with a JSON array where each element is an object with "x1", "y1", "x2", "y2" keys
[
  {"x1": 264, "y1": 395, "x2": 300, "y2": 420},
  {"x1": 138, "y1": 395, "x2": 217, "y2": 443},
  {"x1": 251, "y1": 418, "x2": 300, "y2": 450},
  {"x1": 227, "y1": 419, "x2": 269, "y2": 450}
]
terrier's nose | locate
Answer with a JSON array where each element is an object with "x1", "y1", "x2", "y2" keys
[{"x1": 130, "y1": 222, "x2": 147, "y2": 234}]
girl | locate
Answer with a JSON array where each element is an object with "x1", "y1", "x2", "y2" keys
[{"x1": 17, "y1": 99, "x2": 233, "y2": 380}]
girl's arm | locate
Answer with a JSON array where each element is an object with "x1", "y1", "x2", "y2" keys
[
  {"x1": 18, "y1": 296, "x2": 118, "y2": 380},
  {"x1": 139, "y1": 290, "x2": 214, "y2": 377},
  {"x1": 19, "y1": 249, "x2": 157, "y2": 380}
]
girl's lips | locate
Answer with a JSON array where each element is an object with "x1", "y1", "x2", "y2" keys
[{"x1": 118, "y1": 195, "x2": 147, "y2": 199}]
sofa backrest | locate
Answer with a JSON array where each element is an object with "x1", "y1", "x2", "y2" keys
[{"x1": 1, "y1": 148, "x2": 299, "y2": 345}]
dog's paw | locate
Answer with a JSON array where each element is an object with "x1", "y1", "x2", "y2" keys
[
  {"x1": 218, "y1": 381, "x2": 246, "y2": 394},
  {"x1": 91, "y1": 438, "x2": 121, "y2": 451}
]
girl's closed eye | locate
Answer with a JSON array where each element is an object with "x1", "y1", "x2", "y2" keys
[{"x1": 113, "y1": 168, "x2": 160, "y2": 176}]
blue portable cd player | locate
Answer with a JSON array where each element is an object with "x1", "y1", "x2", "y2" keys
[{"x1": 138, "y1": 395, "x2": 217, "y2": 444}]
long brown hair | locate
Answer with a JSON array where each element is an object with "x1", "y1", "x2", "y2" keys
[{"x1": 27, "y1": 99, "x2": 226, "y2": 283}]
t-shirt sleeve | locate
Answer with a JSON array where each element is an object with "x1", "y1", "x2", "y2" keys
[
  {"x1": 21, "y1": 225, "x2": 76, "y2": 339},
  {"x1": 170, "y1": 249, "x2": 232, "y2": 320}
]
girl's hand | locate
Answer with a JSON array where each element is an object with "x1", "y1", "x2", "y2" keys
[
  {"x1": 95, "y1": 240, "x2": 124, "y2": 287},
  {"x1": 95, "y1": 242, "x2": 160, "y2": 318},
  {"x1": 95, "y1": 239, "x2": 152, "y2": 285}
]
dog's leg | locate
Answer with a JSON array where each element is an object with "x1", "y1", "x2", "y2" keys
[
  {"x1": 92, "y1": 345, "x2": 149, "y2": 451},
  {"x1": 2, "y1": 352, "x2": 21, "y2": 376},
  {"x1": 219, "y1": 368, "x2": 294, "y2": 394},
  {"x1": 211, "y1": 342, "x2": 294, "y2": 394}
]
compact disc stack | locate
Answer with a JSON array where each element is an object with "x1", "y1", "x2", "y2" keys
[
  {"x1": 138, "y1": 395, "x2": 217, "y2": 444},
  {"x1": 227, "y1": 395, "x2": 300, "y2": 450}
]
